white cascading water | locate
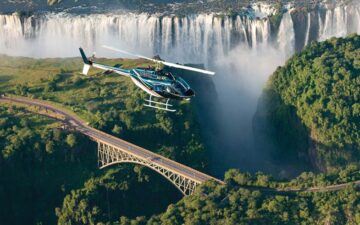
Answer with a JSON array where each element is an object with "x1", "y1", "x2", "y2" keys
[
  {"x1": 319, "y1": 5, "x2": 360, "y2": 41},
  {"x1": 319, "y1": 6, "x2": 348, "y2": 40},
  {"x1": 0, "y1": 13, "x2": 275, "y2": 61},
  {"x1": 0, "y1": 4, "x2": 359, "y2": 60},
  {"x1": 277, "y1": 12, "x2": 295, "y2": 59},
  {"x1": 0, "y1": 3, "x2": 360, "y2": 175},
  {"x1": 304, "y1": 12, "x2": 311, "y2": 47}
]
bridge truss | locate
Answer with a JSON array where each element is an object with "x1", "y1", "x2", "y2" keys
[{"x1": 97, "y1": 141, "x2": 200, "y2": 195}]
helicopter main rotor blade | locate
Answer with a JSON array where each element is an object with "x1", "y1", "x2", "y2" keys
[
  {"x1": 103, "y1": 45, "x2": 156, "y2": 62},
  {"x1": 102, "y1": 45, "x2": 215, "y2": 75},
  {"x1": 160, "y1": 61, "x2": 215, "y2": 75}
]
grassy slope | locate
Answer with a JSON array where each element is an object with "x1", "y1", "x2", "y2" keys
[{"x1": 0, "y1": 55, "x2": 203, "y2": 162}]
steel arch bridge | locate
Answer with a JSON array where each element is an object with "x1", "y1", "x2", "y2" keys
[
  {"x1": 0, "y1": 95, "x2": 224, "y2": 195},
  {"x1": 97, "y1": 141, "x2": 200, "y2": 195}
]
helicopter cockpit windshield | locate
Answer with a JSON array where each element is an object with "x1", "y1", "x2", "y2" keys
[
  {"x1": 165, "y1": 72, "x2": 175, "y2": 80},
  {"x1": 176, "y1": 77, "x2": 190, "y2": 90}
]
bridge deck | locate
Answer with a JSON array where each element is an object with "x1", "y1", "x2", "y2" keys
[{"x1": 0, "y1": 95, "x2": 224, "y2": 184}]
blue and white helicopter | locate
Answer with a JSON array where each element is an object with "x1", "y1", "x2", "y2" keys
[{"x1": 79, "y1": 45, "x2": 215, "y2": 112}]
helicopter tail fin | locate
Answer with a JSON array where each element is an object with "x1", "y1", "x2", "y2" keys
[
  {"x1": 79, "y1": 48, "x2": 90, "y2": 65},
  {"x1": 79, "y1": 47, "x2": 92, "y2": 75}
]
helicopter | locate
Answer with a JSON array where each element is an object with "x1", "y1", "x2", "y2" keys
[{"x1": 79, "y1": 45, "x2": 215, "y2": 112}]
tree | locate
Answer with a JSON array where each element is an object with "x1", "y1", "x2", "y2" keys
[
  {"x1": 66, "y1": 134, "x2": 77, "y2": 148},
  {"x1": 46, "y1": 141, "x2": 55, "y2": 154},
  {"x1": 112, "y1": 125, "x2": 123, "y2": 135}
]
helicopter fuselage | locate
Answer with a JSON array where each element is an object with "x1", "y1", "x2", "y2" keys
[
  {"x1": 91, "y1": 62, "x2": 195, "y2": 100},
  {"x1": 79, "y1": 47, "x2": 214, "y2": 111}
]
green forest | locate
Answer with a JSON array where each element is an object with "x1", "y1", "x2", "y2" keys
[
  {"x1": 0, "y1": 35, "x2": 360, "y2": 224},
  {"x1": 254, "y1": 34, "x2": 360, "y2": 172},
  {"x1": 141, "y1": 169, "x2": 360, "y2": 225}
]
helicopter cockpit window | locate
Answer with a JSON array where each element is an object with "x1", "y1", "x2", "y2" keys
[
  {"x1": 166, "y1": 72, "x2": 175, "y2": 80},
  {"x1": 176, "y1": 77, "x2": 190, "y2": 90},
  {"x1": 171, "y1": 82, "x2": 186, "y2": 94}
]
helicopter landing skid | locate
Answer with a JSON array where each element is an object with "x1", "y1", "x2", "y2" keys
[{"x1": 144, "y1": 96, "x2": 176, "y2": 112}]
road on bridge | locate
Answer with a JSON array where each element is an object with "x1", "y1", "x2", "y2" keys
[{"x1": 0, "y1": 95, "x2": 224, "y2": 185}]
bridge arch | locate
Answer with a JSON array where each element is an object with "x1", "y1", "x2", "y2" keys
[{"x1": 98, "y1": 141, "x2": 200, "y2": 195}]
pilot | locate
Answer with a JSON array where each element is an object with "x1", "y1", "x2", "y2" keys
[
  {"x1": 164, "y1": 72, "x2": 175, "y2": 80},
  {"x1": 166, "y1": 86, "x2": 172, "y2": 93}
]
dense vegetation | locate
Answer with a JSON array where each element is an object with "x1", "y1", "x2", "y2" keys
[
  {"x1": 145, "y1": 169, "x2": 360, "y2": 225},
  {"x1": 0, "y1": 56, "x2": 206, "y2": 224},
  {"x1": 0, "y1": 104, "x2": 96, "y2": 224},
  {"x1": 88, "y1": 168, "x2": 360, "y2": 225},
  {"x1": 254, "y1": 34, "x2": 360, "y2": 171}
]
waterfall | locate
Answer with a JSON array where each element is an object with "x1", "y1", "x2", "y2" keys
[
  {"x1": 1, "y1": 4, "x2": 359, "y2": 61},
  {"x1": 304, "y1": 12, "x2": 311, "y2": 47},
  {"x1": 0, "y1": 13, "x2": 274, "y2": 62},
  {"x1": 0, "y1": 3, "x2": 359, "y2": 62},
  {"x1": 318, "y1": 5, "x2": 360, "y2": 41},
  {"x1": 277, "y1": 12, "x2": 295, "y2": 59}
]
